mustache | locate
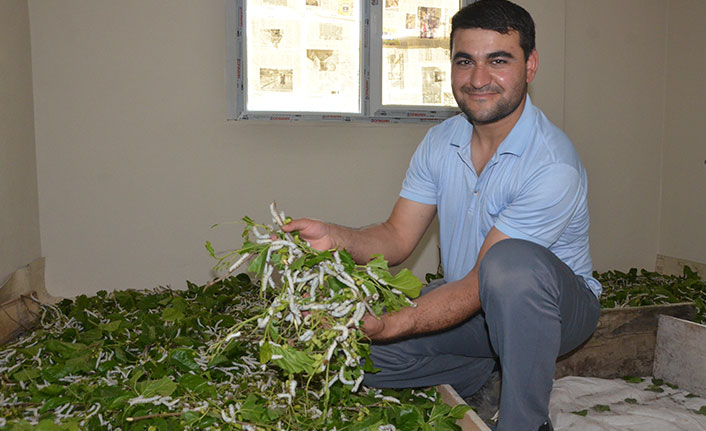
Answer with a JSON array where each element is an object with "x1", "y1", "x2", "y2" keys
[{"x1": 460, "y1": 85, "x2": 502, "y2": 94}]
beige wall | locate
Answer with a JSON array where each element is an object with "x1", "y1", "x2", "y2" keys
[
  {"x1": 0, "y1": 0, "x2": 42, "y2": 284},
  {"x1": 564, "y1": 0, "x2": 668, "y2": 271},
  {"x1": 26, "y1": 0, "x2": 703, "y2": 297},
  {"x1": 658, "y1": 0, "x2": 706, "y2": 263}
]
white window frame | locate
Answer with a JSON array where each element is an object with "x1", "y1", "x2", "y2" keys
[{"x1": 226, "y1": 0, "x2": 471, "y2": 123}]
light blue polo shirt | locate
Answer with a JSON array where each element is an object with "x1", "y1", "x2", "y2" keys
[{"x1": 401, "y1": 96, "x2": 601, "y2": 297}]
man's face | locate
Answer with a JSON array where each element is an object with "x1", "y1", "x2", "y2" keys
[{"x1": 451, "y1": 28, "x2": 537, "y2": 125}]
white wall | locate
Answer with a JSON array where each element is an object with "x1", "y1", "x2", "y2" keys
[
  {"x1": 26, "y1": 0, "x2": 703, "y2": 297},
  {"x1": 0, "y1": 0, "x2": 41, "y2": 283},
  {"x1": 658, "y1": 0, "x2": 706, "y2": 263},
  {"x1": 563, "y1": 0, "x2": 668, "y2": 271}
]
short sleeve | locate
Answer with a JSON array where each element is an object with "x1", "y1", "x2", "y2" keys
[
  {"x1": 495, "y1": 163, "x2": 583, "y2": 247},
  {"x1": 399, "y1": 132, "x2": 438, "y2": 205}
]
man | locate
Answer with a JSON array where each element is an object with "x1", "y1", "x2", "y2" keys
[{"x1": 283, "y1": 1, "x2": 601, "y2": 430}]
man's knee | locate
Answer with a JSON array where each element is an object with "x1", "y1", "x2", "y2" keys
[{"x1": 478, "y1": 239, "x2": 554, "y2": 306}]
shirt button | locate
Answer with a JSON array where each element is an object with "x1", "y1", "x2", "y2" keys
[{"x1": 473, "y1": 190, "x2": 479, "y2": 196}]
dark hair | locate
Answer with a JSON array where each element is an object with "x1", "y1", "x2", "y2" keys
[{"x1": 451, "y1": 0, "x2": 536, "y2": 60}]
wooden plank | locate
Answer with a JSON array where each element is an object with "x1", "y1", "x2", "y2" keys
[
  {"x1": 0, "y1": 292, "x2": 42, "y2": 345},
  {"x1": 0, "y1": 258, "x2": 61, "y2": 345},
  {"x1": 436, "y1": 384, "x2": 492, "y2": 431},
  {"x1": 653, "y1": 315, "x2": 706, "y2": 397},
  {"x1": 554, "y1": 302, "x2": 696, "y2": 379}
]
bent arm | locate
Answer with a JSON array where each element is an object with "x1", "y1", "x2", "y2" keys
[
  {"x1": 283, "y1": 197, "x2": 436, "y2": 265},
  {"x1": 363, "y1": 227, "x2": 510, "y2": 341}
]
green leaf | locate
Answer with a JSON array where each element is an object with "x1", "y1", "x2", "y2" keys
[
  {"x1": 39, "y1": 397, "x2": 71, "y2": 413},
  {"x1": 160, "y1": 307, "x2": 184, "y2": 322},
  {"x1": 179, "y1": 374, "x2": 216, "y2": 398},
  {"x1": 35, "y1": 419, "x2": 62, "y2": 431},
  {"x1": 592, "y1": 404, "x2": 611, "y2": 412},
  {"x1": 338, "y1": 249, "x2": 356, "y2": 272},
  {"x1": 270, "y1": 344, "x2": 316, "y2": 375},
  {"x1": 622, "y1": 376, "x2": 644, "y2": 384},
  {"x1": 571, "y1": 409, "x2": 588, "y2": 416},
  {"x1": 168, "y1": 348, "x2": 201, "y2": 372},
  {"x1": 624, "y1": 398, "x2": 638, "y2": 404},
  {"x1": 697, "y1": 406, "x2": 706, "y2": 415},
  {"x1": 45, "y1": 340, "x2": 88, "y2": 358},
  {"x1": 205, "y1": 241, "x2": 216, "y2": 258},
  {"x1": 367, "y1": 255, "x2": 389, "y2": 270},
  {"x1": 383, "y1": 268, "x2": 422, "y2": 298},
  {"x1": 239, "y1": 394, "x2": 269, "y2": 423},
  {"x1": 38, "y1": 384, "x2": 66, "y2": 396},
  {"x1": 137, "y1": 376, "x2": 177, "y2": 397},
  {"x1": 448, "y1": 404, "x2": 471, "y2": 419},
  {"x1": 99, "y1": 320, "x2": 122, "y2": 332},
  {"x1": 12, "y1": 368, "x2": 40, "y2": 382},
  {"x1": 259, "y1": 342, "x2": 272, "y2": 364},
  {"x1": 248, "y1": 246, "x2": 269, "y2": 276}
]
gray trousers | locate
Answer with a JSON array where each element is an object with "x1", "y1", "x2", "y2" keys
[{"x1": 362, "y1": 239, "x2": 601, "y2": 431}]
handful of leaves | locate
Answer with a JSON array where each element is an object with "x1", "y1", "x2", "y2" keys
[
  {"x1": 205, "y1": 203, "x2": 426, "y2": 411},
  {"x1": 0, "y1": 204, "x2": 469, "y2": 430}
]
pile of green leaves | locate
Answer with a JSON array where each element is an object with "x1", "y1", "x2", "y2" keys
[
  {"x1": 595, "y1": 266, "x2": 706, "y2": 323},
  {"x1": 0, "y1": 210, "x2": 469, "y2": 430}
]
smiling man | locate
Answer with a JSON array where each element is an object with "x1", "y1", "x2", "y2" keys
[{"x1": 283, "y1": 1, "x2": 601, "y2": 430}]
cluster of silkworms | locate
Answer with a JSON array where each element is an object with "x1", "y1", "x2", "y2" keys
[{"x1": 212, "y1": 203, "x2": 419, "y2": 405}]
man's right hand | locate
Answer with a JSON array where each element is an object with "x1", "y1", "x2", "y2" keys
[{"x1": 282, "y1": 218, "x2": 336, "y2": 251}]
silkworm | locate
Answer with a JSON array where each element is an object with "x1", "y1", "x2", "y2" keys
[
  {"x1": 351, "y1": 374, "x2": 365, "y2": 392},
  {"x1": 338, "y1": 367, "x2": 354, "y2": 385},
  {"x1": 332, "y1": 325, "x2": 349, "y2": 342},
  {"x1": 228, "y1": 252, "x2": 251, "y2": 273}
]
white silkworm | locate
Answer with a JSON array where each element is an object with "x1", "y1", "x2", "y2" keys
[
  {"x1": 85, "y1": 403, "x2": 101, "y2": 418},
  {"x1": 271, "y1": 240, "x2": 298, "y2": 249},
  {"x1": 338, "y1": 367, "x2": 354, "y2": 385},
  {"x1": 224, "y1": 331, "x2": 241, "y2": 342},
  {"x1": 332, "y1": 325, "x2": 349, "y2": 342},
  {"x1": 331, "y1": 303, "x2": 353, "y2": 318},
  {"x1": 128, "y1": 395, "x2": 161, "y2": 406},
  {"x1": 351, "y1": 374, "x2": 364, "y2": 392},
  {"x1": 325, "y1": 341, "x2": 338, "y2": 361},
  {"x1": 308, "y1": 277, "x2": 319, "y2": 299},
  {"x1": 298, "y1": 330, "x2": 314, "y2": 342},
  {"x1": 257, "y1": 315, "x2": 270, "y2": 328},
  {"x1": 221, "y1": 408, "x2": 235, "y2": 424},
  {"x1": 276, "y1": 393, "x2": 292, "y2": 404},
  {"x1": 366, "y1": 267, "x2": 387, "y2": 285},
  {"x1": 252, "y1": 226, "x2": 270, "y2": 239},
  {"x1": 296, "y1": 273, "x2": 318, "y2": 284},
  {"x1": 346, "y1": 302, "x2": 366, "y2": 328},
  {"x1": 228, "y1": 252, "x2": 251, "y2": 273}
]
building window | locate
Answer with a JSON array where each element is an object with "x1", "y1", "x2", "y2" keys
[{"x1": 227, "y1": 0, "x2": 469, "y2": 122}]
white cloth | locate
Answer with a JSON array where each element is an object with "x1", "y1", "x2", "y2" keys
[{"x1": 550, "y1": 376, "x2": 706, "y2": 431}]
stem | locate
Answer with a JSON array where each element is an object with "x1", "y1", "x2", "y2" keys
[
  {"x1": 127, "y1": 412, "x2": 182, "y2": 421},
  {"x1": 205, "y1": 253, "x2": 254, "y2": 288}
]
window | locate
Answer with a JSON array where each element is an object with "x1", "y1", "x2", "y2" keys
[{"x1": 226, "y1": 0, "x2": 470, "y2": 122}]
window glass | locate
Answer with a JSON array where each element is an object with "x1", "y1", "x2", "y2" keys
[
  {"x1": 245, "y1": 0, "x2": 362, "y2": 113},
  {"x1": 381, "y1": 0, "x2": 458, "y2": 107}
]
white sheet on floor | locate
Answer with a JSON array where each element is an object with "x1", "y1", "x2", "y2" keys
[{"x1": 549, "y1": 376, "x2": 706, "y2": 431}]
